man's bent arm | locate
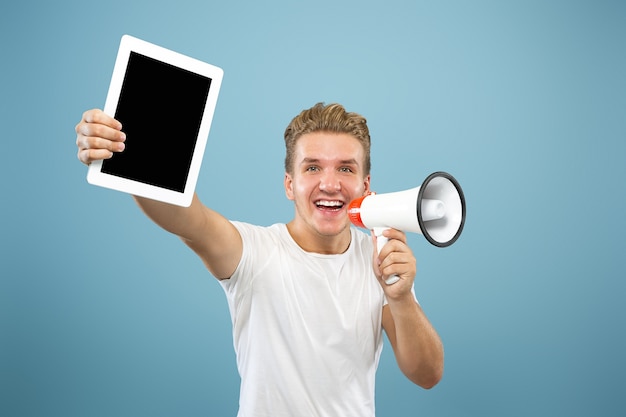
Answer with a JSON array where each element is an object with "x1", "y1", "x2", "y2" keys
[{"x1": 382, "y1": 297, "x2": 444, "y2": 389}]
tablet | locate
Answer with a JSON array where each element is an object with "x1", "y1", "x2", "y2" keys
[{"x1": 87, "y1": 35, "x2": 223, "y2": 207}]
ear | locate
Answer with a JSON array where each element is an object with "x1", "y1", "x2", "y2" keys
[
  {"x1": 363, "y1": 174, "x2": 371, "y2": 195},
  {"x1": 284, "y1": 172, "x2": 295, "y2": 200}
]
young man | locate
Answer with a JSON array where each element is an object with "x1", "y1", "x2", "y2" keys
[{"x1": 75, "y1": 102, "x2": 443, "y2": 416}]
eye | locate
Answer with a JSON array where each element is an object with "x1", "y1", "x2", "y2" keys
[
  {"x1": 306, "y1": 166, "x2": 320, "y2": 172},
  {"x1": 339, "y1": 166, "x2": 354, "y2": 173}
]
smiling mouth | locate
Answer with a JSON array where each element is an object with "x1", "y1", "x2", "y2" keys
[{"x1": 315, "y1": 200, "x2": 345, "y2": 211}]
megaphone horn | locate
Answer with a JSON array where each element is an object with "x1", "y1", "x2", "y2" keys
[{"x1": 348, "y1": 171, "x2": 466, "y2": 284}]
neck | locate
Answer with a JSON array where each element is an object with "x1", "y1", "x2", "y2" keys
[{"x1": 286, "y1": 221, "x2": 351, "y2": 254}]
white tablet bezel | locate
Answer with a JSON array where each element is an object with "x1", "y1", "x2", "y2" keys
[{"x1": 87, "y1": 34, "x2": 223, "y2": 207}]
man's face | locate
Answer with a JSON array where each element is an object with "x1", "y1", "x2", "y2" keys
[{"x1": 284, "y1": 132, "x2": 370, "y2": 238}]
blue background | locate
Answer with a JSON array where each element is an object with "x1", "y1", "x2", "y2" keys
[{"x1": 1, "y1": 1, "x2": 625, "y2": 416}]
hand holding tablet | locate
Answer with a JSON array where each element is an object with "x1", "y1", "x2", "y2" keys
[{"x1": 87, "y1": 35, "x2": 223, "y2": 207}]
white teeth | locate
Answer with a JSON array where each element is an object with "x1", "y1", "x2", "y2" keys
[{"x1": 316, "y1": 200, "x2": 343, "y2": 207}]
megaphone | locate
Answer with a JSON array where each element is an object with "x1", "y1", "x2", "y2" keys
[{"x1": 348, "y1": 171, "x2": 466, "y2": 284}]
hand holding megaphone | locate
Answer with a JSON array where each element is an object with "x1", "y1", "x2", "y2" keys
[{"x1": 348, "y1": 172, "x2": 466, "y2": 285}]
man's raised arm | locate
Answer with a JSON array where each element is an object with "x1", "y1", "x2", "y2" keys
[{"x1": 76, "y1": 109, "x2": 242, "y2": 279}]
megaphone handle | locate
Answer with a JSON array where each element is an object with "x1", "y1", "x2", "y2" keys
[{"x1": 373, "y1": 227, "x2": 400, "y2": 285}]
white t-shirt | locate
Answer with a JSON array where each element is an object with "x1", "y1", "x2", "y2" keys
[{"x1": 220, "y1": 222, "x2": 386, "y2": 417}]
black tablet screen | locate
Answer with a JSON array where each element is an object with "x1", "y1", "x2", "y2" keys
[{"x1": 101, "y1": 52, "x2": 212, "y2": 193}]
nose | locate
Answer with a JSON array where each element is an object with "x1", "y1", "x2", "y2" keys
[{"x1": 319, "y1": 171, "x2": 341, "y2": 192}]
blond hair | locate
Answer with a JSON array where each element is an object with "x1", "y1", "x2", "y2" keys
[{"x1": 283, "y1": 102, "x2": 371, "y2": 175}]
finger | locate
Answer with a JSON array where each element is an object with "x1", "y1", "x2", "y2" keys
[
  {"x1": 371, "y1": 233, "x2": 387, "y2": 278},
  {"x1": 380, "y1": 262, "x2": 413, "y2": 281},
  {"x1": 76, "y1": 121, "x2": 126, "y2": 143},
  {"x1": 379, "y1": 253, "x2": 407, "y2": 274},
  {"x1": 375, "y1": 237, "x2": 404, "y2": 264},
  {"x1": 76, "y1": 133, "x2": 126, "y2": 153},
  {"x1": 82, "y1": 109, "x2": 123, "y2": 131},
  {"x1": 382, "y1": 228, "x2": 408, "y2": 244},
  {"x1": 378, "y1": 249, "x2": 417, "y2": 278},
  {"x1": 77, "y1": 148, "x2": 114, "y2": 165}
]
